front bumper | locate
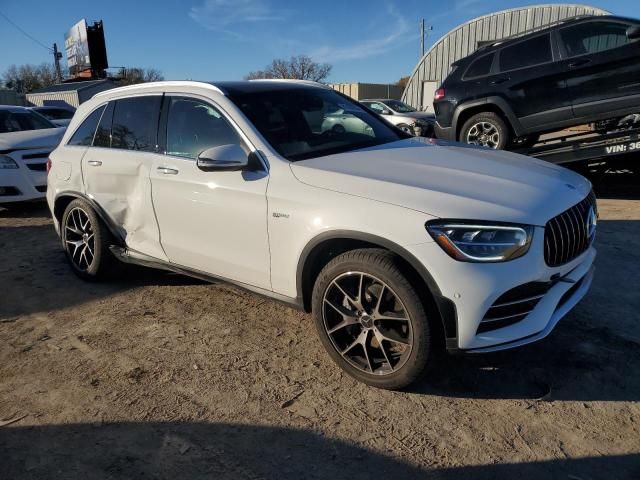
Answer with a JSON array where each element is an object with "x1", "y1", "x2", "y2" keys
[
  {"x1": 0, "y1": 166, "x2": 47, "y2": 204},
  {"x1": 406, "y1": 229, "x2": 596, "y2": 352}
]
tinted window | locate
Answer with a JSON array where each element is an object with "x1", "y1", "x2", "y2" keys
[
  {"x1": 229, "y1": 88, "x2": 405, "y2": 161},
  {"x1": 0, "y1": 110, "x2": 55, "y2": 133},
  {"x1": 560, "y1": 22, "x2": 631, "y2": 57},
  {"x1": 165, "y1": 98, "x2": 242, "y2": 159},
  {"x1": 93, "y1": 101, "x2": 114, "y2": 148},
  {"x1": 464, "y1": 53, "x2": 494, "y2": 79},
  {"x1": 68, "y1": 105, "x2": 105, "y2": 146},
  {"x1": 499, "y1": 34, "x2": 552, "y2": 71},
  {"x1": 111, "y1": 96, "x2": 162, "y2": 152}
]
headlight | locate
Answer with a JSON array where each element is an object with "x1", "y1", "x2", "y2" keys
[
  {"x1": 0, "y1": 155, "x2": 19, "y2": 169},
  {"x1": 426, "y1": 221, "x2": 533, "y2": 262}
]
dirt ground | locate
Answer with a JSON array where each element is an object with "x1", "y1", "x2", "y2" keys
[{"x1": 1, "y1": 163, "x2": 639, "y2": 479}]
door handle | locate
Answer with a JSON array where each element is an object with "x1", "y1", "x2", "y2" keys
[
  {"x1": 87, "y1": 160, "x2": 102, "y2": 166},
  {"x1": 157, "y1": 167, "x2": 179, "y2": 175},
  {"x1": 569, "y1": 58, "x2": 591, "y2": 68},
  {"x1": 490, "y1": 77, "x2": 510, "y2": 85}
]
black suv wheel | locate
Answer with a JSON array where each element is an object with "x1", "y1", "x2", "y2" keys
[{"x1": 459, "y1": 112, "x2": 509, "y2": 149}]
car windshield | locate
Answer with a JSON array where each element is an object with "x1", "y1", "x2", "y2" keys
[
  {"x1": 228, "y1": 88, "x2": 407, "y2": 161},
  {"x1": 36, "y1": 108, "x2": 74, "y2": 120},
  {"x1": 0, "y1": 110, "x2": 56, "y2": 133},
  {"x1": 384, "y1": 100, "x2": 416, "y2": 113}
]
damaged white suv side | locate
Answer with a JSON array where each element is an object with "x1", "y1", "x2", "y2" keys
[{"x1": 47, "y1": 81, "x2": 596, "y2": 389}]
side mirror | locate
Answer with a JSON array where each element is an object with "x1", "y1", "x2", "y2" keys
[
  {"x1": 381, "y1": 109, "x2": 392, "y2": 115},
  {"x1": 196, "y1": 144, "x2": 248, "y2": 172},
  {"x1": 627, "y1": 25, "x2": 640, "y2": 40}
]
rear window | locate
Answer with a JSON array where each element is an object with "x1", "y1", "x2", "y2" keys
[
  {"x1": 110, "y1": 96, "x2": 162, "y2": 152},
  {"x1": 68, "y1": 105, "x2": 105, "y2": 146},
  {"x1": 0, "y1": 110, "x2": 55, "y2": 133},
  {"x1": 499, "y1": 34, "x2": 552, "y2": 72},
  {"x1": 463, "y1": 53, "x2": 495, "y2": 79}
]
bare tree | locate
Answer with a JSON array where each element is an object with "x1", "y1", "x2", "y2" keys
[
  {"x1": 396, "y1": 76, "x2": 410, "y2": 88},
  {"x1": 246, "y1": 55, "x2": 332, "y2": 82},
  {"x1": 3, "y1": 63, "x2": 59, "y2": 93},
  {"x1": 118, "y1": 67, "x2": 165, "y2": 86}
]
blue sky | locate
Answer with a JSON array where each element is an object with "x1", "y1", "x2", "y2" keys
[{"x1": 0, "y1": 0, "x2": 637, "y2": 83}]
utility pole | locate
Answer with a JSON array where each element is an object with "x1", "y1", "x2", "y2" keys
[{"x1": 52, "y1": 43, "x2": 62, "y2": 83}]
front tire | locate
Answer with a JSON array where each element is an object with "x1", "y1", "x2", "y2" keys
[
  {"x1": 311, "y1": 249, "x2": 433, "y2": 390},
  {"x1": 61, "y1": 199, "x2": 120, "y2": 280},
  {"x1": 459, "y1": 112, "x2": 509, "y2": 149}
]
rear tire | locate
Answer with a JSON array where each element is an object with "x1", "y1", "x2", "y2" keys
[
  {"x1": 311, "y1": 249, "x2": 433, "y2": 390},
  {"x1": 61, "y1": 199, "x2": 121, "y2": 281},
  {"x1": 459, "y1": 112, "x2": 509, "y2": 149}
]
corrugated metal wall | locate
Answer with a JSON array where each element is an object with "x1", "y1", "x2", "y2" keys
[
  {"x1": 402, "y1": 4, "x2": 609, "y2": 109},
  {"x1": 26, "y1": 91, "x2": 80, "y2": 108}
]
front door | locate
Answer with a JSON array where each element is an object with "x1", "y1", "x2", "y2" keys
[
  {"x1": 557, "y1": 19, "x2": 640, "y2": 120},
  {"x1": 150, "y1": 96, "x2": 271, "y2": 290}
]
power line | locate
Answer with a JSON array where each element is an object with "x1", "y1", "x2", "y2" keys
[{"x1": 0, "y1": 9, "x2": 53, "y2": 52}]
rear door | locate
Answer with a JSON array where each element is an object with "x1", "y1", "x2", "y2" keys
[
  {"x1": 81, "y1": 95, "x2": 167, "y2": 260},
  {"x1": 557, "y1": 19, "x2": 640, "y2": 120},
  {"x1": 490, "y1": 33, "x2": 571, "y2": 132},
  {"x1": 150, "y1": 95, "x2": 271, "y2": 289}
]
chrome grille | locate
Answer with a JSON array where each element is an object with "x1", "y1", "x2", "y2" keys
[{"x1": 544, "y1": 191, "x2": 597, "y2": 267}]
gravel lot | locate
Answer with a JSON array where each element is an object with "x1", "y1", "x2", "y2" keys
[{"x1": 0, "y1": 165, "x2": 639, "y2": 479}]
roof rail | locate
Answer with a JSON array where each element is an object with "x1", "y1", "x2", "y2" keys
[
  {"x1": 93, "y1": 80, "x2": 224, "y2": 98},
  {"x1": 476, "y1": 14, "x2": 601, "y2": 51}
]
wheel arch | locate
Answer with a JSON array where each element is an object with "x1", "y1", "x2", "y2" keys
[
  {"x1": 453, "y1": 97, "x2": 523, "y2": 140},
  {"x1": 296, "y1": 231, "x2": 458, "y2": 345},
  {"x1": 53, "y1": 191, "x2": 125, "y2": 245}
]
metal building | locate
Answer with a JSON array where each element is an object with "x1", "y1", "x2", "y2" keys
[
  {"x1": 402, "y1": 4, "x2": 609, "y2": 111},
  {"x1": 26, "y1": 79, "x2": 116, "y2": 108},
  {"x1": 330, "y1": 83, "x2": 405, "y2": 101}
]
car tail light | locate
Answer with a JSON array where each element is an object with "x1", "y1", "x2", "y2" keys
[
  {"x1": 434, "y1": 88, "x2": 446, "y2": 101},
  {"x1": 46, "y1": 158, "x2": 52, "y2": 174}
]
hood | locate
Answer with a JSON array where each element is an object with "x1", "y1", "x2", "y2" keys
[
  {"x1": 0, "y1": 128, "x2": 65, "y2": 153},
  {"x1": 396, "y1": 111, "x2": 435, "y2": 122},
  {"x1": 290, "y1": 138, "x2": 592, "y2": 226}
]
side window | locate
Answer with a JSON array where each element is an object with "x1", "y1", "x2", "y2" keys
[
  {"x1": 463, "y1": 53, "x2": 495, "y2": 79},
  {"x1": 93, "y1": 101, "x2": 114, "y2": 148},
  {"x1": 111, "y1": 96, "x2": 162, "y2": 152},
  {"x1": 67, "y1": 105, "x2": 105, "y2": 146},
  {"x1": 165, "y1": 98, "x2": 242, "y2": 159},
  {"x1": 560, "y1": 22, "x2": 631, "y2": 58},
  {"x1": 499, "y1": 34, "x2": 552, "y2": 72}
]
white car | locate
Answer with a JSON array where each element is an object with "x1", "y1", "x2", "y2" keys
[
  {"x1": 1, "y1": 106, "x2": 65, "y2": 205},
  {"x1": 46, "y1": 81, "x2": 596, "y2": 389}
]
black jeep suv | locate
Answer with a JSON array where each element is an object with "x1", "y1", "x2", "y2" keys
[{"x1": 433, "y1": 15, "x2": 640, "y2": 149}]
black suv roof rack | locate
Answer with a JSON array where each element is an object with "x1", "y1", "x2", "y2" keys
[{"x1": 475, "y1": 14, "x2": 598, "y2": 52}]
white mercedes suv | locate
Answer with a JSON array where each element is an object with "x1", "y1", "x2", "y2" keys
[{"x1": 47, "y1": 80, "x2": 596, "y2": 389}]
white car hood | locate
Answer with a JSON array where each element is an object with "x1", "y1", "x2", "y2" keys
[
  {"x1": 0, "y1": 128, "x2": 65, "y2": 152},
  {"x1": 290, "y1": 138, "x2": 592, "y2": 226}
]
